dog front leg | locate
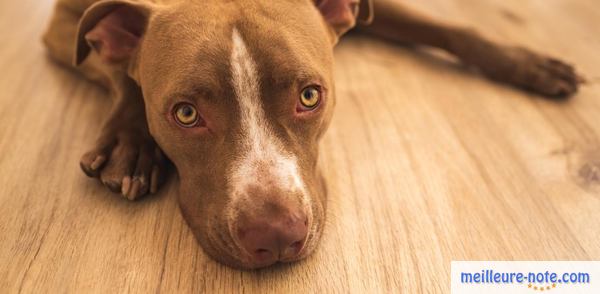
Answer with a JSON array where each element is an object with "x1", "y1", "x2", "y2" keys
[
  {"x1": 79, "y1": 74, "x2": 168, "y2": 200},
  {"x1": 359, "y1": 0, "x2": 582, "y2": 97}
]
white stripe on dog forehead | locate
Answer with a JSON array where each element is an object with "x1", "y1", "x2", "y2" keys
[{"x1": 228, "y1": 28, "x2": 307, "y2": 202}]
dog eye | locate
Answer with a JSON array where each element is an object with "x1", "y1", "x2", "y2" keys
[
  {"x1": 173, "y1": 103, "x2": 200, "y2": 127},
  {"x1": 299, "y1": 86, "x2": 321, "y2": 110}
]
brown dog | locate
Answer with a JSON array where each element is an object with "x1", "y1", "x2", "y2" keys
[{"x1": 42, "y1": 0, "x2": 581, "y2": 269}]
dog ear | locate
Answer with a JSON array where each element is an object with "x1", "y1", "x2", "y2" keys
[
  {"x1": 74, "y1": 0, "x2": 153, "y2": 66},
  {"x1": 316, "y1": 0, "x2": 373, "y2": 40},
  {"x1": 357, "y1": 0, "x2": 374, "y2": 25}
]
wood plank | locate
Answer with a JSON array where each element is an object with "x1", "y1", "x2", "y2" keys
[{"x1": 1, "y1": 0, "x2": 598, "y2": 292}]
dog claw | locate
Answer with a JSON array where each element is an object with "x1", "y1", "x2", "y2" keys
[
  {"x1": 127, "y1": 179, "x2": 141, "y2": 200},
  {"x1": 80, "y1": 153, "x2": 107, "y2": 177},
  {"x1": 121, "y1": 176, "x2": 132, "y2": 196},
  {"x1": 138, "y1": 176, "x2": 149, "y2": 196},
  {"x1": 124, "y1": 176, "x2": 149, "y2": 200},
  {"x1": 80, "y1": 162, "x2": 95, "y2": 178},
  {"x1": 90, "y1": 155, "x2": 107, "y2": 170}
]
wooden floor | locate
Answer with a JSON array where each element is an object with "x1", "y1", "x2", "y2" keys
[{"x1": 2, "y1": 0, "x2": 600, "y2": 292}]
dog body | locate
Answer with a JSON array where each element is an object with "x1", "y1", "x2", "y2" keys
[{"x1": 43, "y1": 0, "x2": 580, "y2": 269}]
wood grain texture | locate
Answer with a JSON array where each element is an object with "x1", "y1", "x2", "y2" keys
[{"x1": 1, "y1": 0, "x2": 599, "y2": 292}]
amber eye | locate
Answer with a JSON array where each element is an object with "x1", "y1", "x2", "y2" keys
[
  {"x1": 173, "y1": 103, "x2": 199, "y2": 127},
  {"x1": 299, "y1": 86, "x2": 321, "y2": 109}
]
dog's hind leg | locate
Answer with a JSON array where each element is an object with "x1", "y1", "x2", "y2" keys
[{"x1": 359, "y1": 0, "x2": 582, "y2": 97}]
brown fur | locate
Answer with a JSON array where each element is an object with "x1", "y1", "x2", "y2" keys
[{"x1": 42, "y1": 0, "x2": 581, "y2": 269}]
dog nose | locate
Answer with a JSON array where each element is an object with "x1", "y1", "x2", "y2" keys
[{"x1": 237, "y1": 211, "x2": 308, "y2": 264}]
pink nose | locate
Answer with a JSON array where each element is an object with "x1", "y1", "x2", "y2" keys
[{"x1": 237, "y1": 211, "x2": 308, "y2": 264}]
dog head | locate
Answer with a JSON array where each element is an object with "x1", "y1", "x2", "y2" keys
[{"x1": 75, "y1": 0, "x2": 372, "y2": 269}]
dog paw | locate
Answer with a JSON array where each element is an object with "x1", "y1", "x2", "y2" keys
[
  {"x1": 478, "y1": 47, "x2": 583, "y2": 97},
  {"x1": 80, "y1": 132, "x2": 168, "y2": 200}
]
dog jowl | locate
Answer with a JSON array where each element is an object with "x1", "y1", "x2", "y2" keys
[{"x1": 43, "y1": 0, "x2": 581, "y2": 269}]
